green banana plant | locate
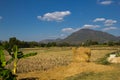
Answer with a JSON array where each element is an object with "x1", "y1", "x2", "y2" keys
[
  {"x1": 10, "y1": 45, "x2": 37, "y2": 74},
  {"x1": 0, "y1": 46, "x2": 15, "y2": 80},
  {"x1": 0, "y1": 49, "x2": 6, "y2": 68},
  {"x1": 0, "y1": 45, "x2": 37, "y2": 79},
  {"x1": 12, "y1": 45, "x2": 18, "y2": 74},
  {"x1": 11, "y1": 45, "x2": 37, "y2": 74}
]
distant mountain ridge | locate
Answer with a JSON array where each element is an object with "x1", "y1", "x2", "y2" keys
[
  {"x1": 40, "y1": 29, "x2": 119, "y2": 44},
  {"x1": 40, "y1": 38, "x2": 62, "y2": 43},
  {"x1": 118, "y1": 36, "x2": 120, "y2": 40}
]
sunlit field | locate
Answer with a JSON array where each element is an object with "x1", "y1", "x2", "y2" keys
[{"x1": 5, "y1": 46, "x2": 120, "y2": 80}]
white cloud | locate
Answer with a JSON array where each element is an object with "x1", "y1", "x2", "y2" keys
[
  {"x1": 102, "y1": 27, "x2": 117, "y2": 31},
  {"x1": 82, "y1": 24, "x2": 100, "y2": 29},
  {"x1": 62, "y1": 28, "x2": 75, "y2": 33},
  {"x1": 60, "y1": 34, "x2": 65, "y2": 37},
  {"x1": 0, "y1": 16, "x2": 3, "y2": 20},
  {"x1": 98, "y1": 0, "x2": 113, "y2": 5},
  {"x1": 61, "y1": 24, "x2": 100, "y2": 33},
  {"x1": 104, "y1": 19, "x2": 117, "y2": 26},
  {"x1": 93, "y1": 18, "x2": 106, "y2": 22},
  {"x1": 61, "y1": 27, "x2": 81, "y2": 33},
  {"x1": 62, "y1": 25, "x2": 100, "y2": 33},
  {"x1": 93, "y1": 18, "x2": 117, "y2": 26},
  {"x1": 37, "y1": 11, "x2": 71, "y2": 22}
]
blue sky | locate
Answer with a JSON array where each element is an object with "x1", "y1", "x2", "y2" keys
[{"x1": 0, "y1": 0, "x2": 120, "y2": 41}]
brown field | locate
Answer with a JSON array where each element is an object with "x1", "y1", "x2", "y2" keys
[{"x1": 6, "y1": 47, "x2": 120, "y2": 80}]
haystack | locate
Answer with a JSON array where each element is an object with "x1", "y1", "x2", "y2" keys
[{"x1": 72, "y1": 47, "x2": 91, "y2": 62}]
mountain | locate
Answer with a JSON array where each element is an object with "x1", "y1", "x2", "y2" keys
[
  {"x1": 61, "y1": 29, "x2": 119, "y2": 44},
  {"x1": 118, "y1": 36, "x2": 120, "y2": 40},
  {"x1": 40, "y1": 38, "x2": 62, "y2": 43}
]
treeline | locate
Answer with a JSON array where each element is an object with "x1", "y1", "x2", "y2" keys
[
  {"x1": 0, "y1": 37, "x2": 120, "y2": 48},
  {"x1": 81, "y1": 40, "x2": 120, "y2": 46},
  {"x1": 0, "y1": 37, "x2": 40, "y2": 48},
  {"x1": 0, "y1": 37, "x2": 71, "y2": 48}
]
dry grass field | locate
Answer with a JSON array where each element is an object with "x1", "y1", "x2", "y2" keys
[{"x1": 5, "y1": 47, "x2": 120, "y2": 80}]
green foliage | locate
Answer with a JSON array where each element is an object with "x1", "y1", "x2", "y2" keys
[
  {"x1": 107, "y1": 41, "x2": 114, "y2": 46},
  {"x1": 22, "y1": 52, "x2": 37, "y2": 58},
  {"x1": 1, "y1": 37, "x2": 40, "y2": 48},
  {"x1": 96, "y1": 53, "x2": 111, "y2": 65},
  {"x1": 115, "y1": 51, "x2": 120, "y2": 57},
  {"x1": 0, "y1": 45, "x2": 37, "y2": 80},
  {"x1": 0, "y1": 49, "x2": 6, "y2": 68},
  {"x1": 1, "y1": 37, "x2": 120, "y2": 48},
  {"x1": 0, "y1": 47, "x2": 16, "y2": 80},
  {"x1": 0, "y1": 68, "x2": 16, "y2": 80},
  {"x1": 96, "y1": 50, "x2": 120, "y2": 65}
]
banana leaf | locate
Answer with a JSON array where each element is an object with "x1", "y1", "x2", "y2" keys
[
  {"x1": 22, "y1": 52, "x2": 37, "y2": 58},
  {"x1": 0, "y1": 49, "x2": 6, "y2": 67}
]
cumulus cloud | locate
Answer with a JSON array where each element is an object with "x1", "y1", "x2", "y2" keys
[
  {"x1": 93, "y1": 18, "x2": 106, "y2": 22},
  {"x1": 0, "y1": 16, "x2": 3, "y2": 20},
  {"x1": 60, "y1": 34, "x2": 65, "y2": 37},
  {"x1": 61, "y1": 24, "x2": 100, "y2": 34},
  {"x1": 61, "y1": 24, "x2": 101, "y2": 33},
  {"x1": 104, "y1": 19, "x2": 117, "y2": 26},
  {"x1": 37, "y1": 11, "x2": 71, "y2": 22},
  {"x1": 82, "y1": 24, "x2": 100, "y2": 29},
  {"x1": 98, "y1": 0, "x2": 113, "y2": 5},
  {"x1": 61, "y1": 27, "x2": 80, "y2": 33},
  {"x1": 102, "y1": 27, "x2": 117, "y2": 31},
  {"x1": 62, "y1": 28, "x2": 75, "y2": 33},
  {"x1": 93, "y1": 18, "x2": 117, "y2": 26}
]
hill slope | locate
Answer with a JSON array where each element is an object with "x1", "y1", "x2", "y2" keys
[
  {"x1": 118, "y1": 36, "x2": 120, "y2": 40},
  {"x1": 61, "y1": 29, "x2": 119, "y2": 44},
  {"x1": 40, "y1": 38, "x2": 62, "y2": 43}
]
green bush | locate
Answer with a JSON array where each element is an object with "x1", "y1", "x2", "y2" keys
[
  {"x1": 0, "y1": 45, "x2": 37, "y2": 80},
  {"x1": 116, "y1": 51, "x2": 120, "y2": 57},
  {"x1": 0, "y1": 46, "x2": 16, "y2": 80},
  {"x1": 96, "y1": 50, "x2": 120, "y2": 65},
  {"x1": 96, "y1": 53, "x2": 110, "y2": 65},
  {"x1": 0, "y1": 68, "x2": 16, "y2": 80}
]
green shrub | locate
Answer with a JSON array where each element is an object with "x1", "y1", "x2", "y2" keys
[
  {"x1": 96, "y1": 53, "x2": 111, "y2": 65},
  {"x1": 116, "y1": 51, "x2": 120, "y2": 57},
  {"x1": 0, "y1": 68, "x2": 16, "y2": 80},
  {"x1": 96, "y1": 50, "x2": 120, "y2": 65},
  {"x1": 0, "y1": 46, "x2": 16, "y2": 80},
  {"x1": 0, "y1": 45, "x2": 37, "y2": 80}
]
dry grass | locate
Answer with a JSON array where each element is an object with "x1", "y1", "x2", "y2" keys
[
  {"x1": 65, "y1": 64, "x2": 120, "y2": 80},
  {"x1": 5, "y1": 47, "x2": 120, "y2": 80},
  {"x1": 90, "y1": 50, "x2": 117, "y2": 62},
  {"x1": 6, "y1": 47, "x2": 73, "y2": 73},
  {"x1": 72, "y1": 47, "x2": 91, "y2": 62},
  {"x1": 17, "y1": 62, "x2": 115, "y2": 80}
]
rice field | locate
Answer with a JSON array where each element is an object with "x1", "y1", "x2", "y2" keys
[
  {"x1": 6, "y1": 47, "x2": 73, "y2": 73},
  {"x1": 5, "y1": 46, "x2": 120, "y2": 80}
]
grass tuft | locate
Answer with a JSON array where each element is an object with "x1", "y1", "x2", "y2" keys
[
  {"x1": 65, "y1": 72, "x2": 95, "y2": 80},
  {"x1": 95, "y1": 53, "x2": 110, "y2": 65},
  {"x1": 95, "y1": 50, "x2": 120, "y2": 65}
]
